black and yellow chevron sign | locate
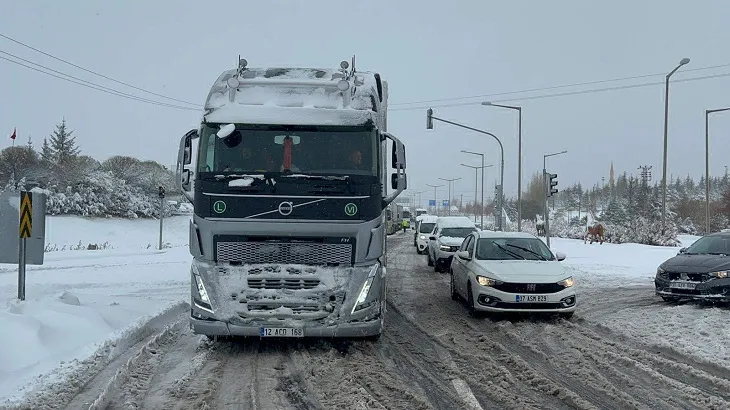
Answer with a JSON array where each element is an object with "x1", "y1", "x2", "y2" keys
[{"x1": 19, "y1": 191, "x2": 32, "y2": 238}]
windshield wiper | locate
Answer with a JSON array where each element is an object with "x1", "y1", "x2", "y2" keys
[
  {"x1": 495, "y1": 243, "x2": 525, "y2": 260},
  {"x1": 505, "y1": 244, "x2": 548, "y2": 261},
  {"x1": 281, "y1": 174, "x2": 350, "y2": 181}
]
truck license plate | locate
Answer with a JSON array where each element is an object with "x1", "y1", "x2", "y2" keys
[
  {"x1": 260, "y1": 327, "x2": 304, "y2": 338},
  {"x1": 515, "y1": 295, "x2": 548, "y2": 302}
]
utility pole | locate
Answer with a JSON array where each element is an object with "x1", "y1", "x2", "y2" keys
[
  {"x1": 439, "y1": 177, "x2": 461, "y2": 216},
  {"x1": 427, "y1": 184, "x2": 443, "y2": 215},
  {"x1": 638, "y1": 165, "x2": 652, "y2": 216}
]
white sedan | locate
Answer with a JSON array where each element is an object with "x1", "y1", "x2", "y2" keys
[{"x1": 449, "y1": 230, "x2": 576, "y2": 318}]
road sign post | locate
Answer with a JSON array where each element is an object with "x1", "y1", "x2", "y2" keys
[
  {"x1": 158, "y1": 186, "x2": 165, "y2": 250},
  {"x1": 18, "y1": 191, "x2": 32, "y2": 301}
]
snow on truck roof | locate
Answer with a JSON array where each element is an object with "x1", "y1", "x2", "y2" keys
[{"x1": 203, "y1": 61, "x2": 387, "y2": 127}]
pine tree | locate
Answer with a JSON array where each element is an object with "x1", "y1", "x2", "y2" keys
[
  {"x1": 41, "y1": 138, "x2": 53, "y2": 163},
  {"x1": 49, "y1": 118, "x2": 80, "y2": 165}
]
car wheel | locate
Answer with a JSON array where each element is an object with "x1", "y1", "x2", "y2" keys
[
  {"x1": 450, "y1": 272, "x2": 459, "y2": 301},
  {"x1": 434, "y1": 261, "x2": 441, "y2": 273},
  {"x1": 466, "y1": 282, "x2": 478, "y2": 317}
]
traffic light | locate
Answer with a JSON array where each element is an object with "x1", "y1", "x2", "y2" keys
[
  {"x1": 546, "y1": 173, "x2": 558, "y2": 197},
  {"x1": 426, "y1": 108, "x2": 434, "y2": 129}
]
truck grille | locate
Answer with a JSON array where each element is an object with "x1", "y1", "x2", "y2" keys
[
  {"x1": 215, "y1": 235, "x2": 354, "y2": 266},
  {"x1": 247, "y1": 278, "x2": 321, "y2": 290}
]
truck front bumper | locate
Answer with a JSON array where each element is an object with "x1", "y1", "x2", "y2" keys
[{"x1": 189, "y1": 259, "x2": 385, "y2": 338}]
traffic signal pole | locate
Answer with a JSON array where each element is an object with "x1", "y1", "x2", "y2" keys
[{"x1": 544, "y1": 170, "x2": 558, "y2": 249}]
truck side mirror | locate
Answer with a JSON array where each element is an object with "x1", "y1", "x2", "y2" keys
[
  {"x1": 177, "y1": 129, "x2": 199, "y2": 203},
  {"x1": 391, "y1": 172, "x2": 407, "y2": 190}
]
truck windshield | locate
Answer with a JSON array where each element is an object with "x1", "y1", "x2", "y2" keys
[{"x1": 197, "y1": 124, "x2": 378, "y2": 177}]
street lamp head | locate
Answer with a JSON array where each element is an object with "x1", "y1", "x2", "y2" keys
[
  {"x1": 426, "y1": 108, "x2": 434, "y2": 130},
  {"x1": 679, "y1": 57, "x2": 690, "y2": 65},
  {"x1": 560, "y1": 150, "x2": 568, "y2": 154},
  {"x1": 481, "y1": 101, "x2": 493, "y2": 106}
]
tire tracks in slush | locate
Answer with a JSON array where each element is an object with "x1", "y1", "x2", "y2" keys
[{"x1": 386, "y1": 233, "x2": 730, "y2": 410}]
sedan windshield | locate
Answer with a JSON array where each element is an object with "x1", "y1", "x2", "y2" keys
[
  {"x1": 440, "y1": 227, "x2": 477, "y2": 238},
  {"x1": 685, "y1": 235, "x2": 730, "y2": 255},
  {"x1": 419, "y1": 222, "x2": 436, "y2": 233},
  {"x1": 476, "y1": 237, "x2": 553, "y2": 261}
]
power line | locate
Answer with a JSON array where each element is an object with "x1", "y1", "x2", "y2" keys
[
  {"x1": 390, "y1": 71, "x2": 730, "y2": 112},
  {"x1": 390, "y1": 63, "x2": 730, "y2": 107},
  {"x1": 0, "y1": 55, "x2": 199, "y2": 111},
  {"x1": 0, "y1": 32, "x2": 198, "y2": 107},
  {"x1": 0, "y1": 49, "x2": 200, "y2": 110}
]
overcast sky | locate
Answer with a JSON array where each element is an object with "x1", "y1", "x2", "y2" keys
[{"x1": 2, "y1": 1, "x2": 729, "y2": 205}]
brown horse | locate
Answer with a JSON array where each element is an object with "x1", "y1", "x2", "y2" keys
[{"x1": 584, "y1": 222, "x2": 606, "y2": 244}]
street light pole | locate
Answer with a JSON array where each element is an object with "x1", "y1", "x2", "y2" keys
[
  {"x1": 439, "y1": 177, "x2": 461, "y2": 216},
  {"x1": 543, "y1": 150, "x2": 568, "y2": 249},
  {"x1": 661, "y1": 57, "x2": 691, "y2": 234},
  {"x1": 704, "y1": 107, "x2": 730, "y2": 234},
  {"x1": 461, "y1": 150, "x2": 486, "y2": 228},
  {"x1": 426, "y1": 108, "x2": 506, "y2": 230},
  {"x1": 482, "y1": 102, "x2": 523, "y2": 231},
  {"x1": 426, "y1": 184, "x2": 443, "y2": 215},
  {"x1": 461, "y1": 163, "x2": 493, "y2": 226}
]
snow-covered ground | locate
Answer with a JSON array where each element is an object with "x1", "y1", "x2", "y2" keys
[
  {"x1": 0, "y1": 215, "x2": 192, "y2": 405},
  {"x1": 548, "y1": 233, "x2": 730, "y2": 370},
  {"x1": 1, "y1": 213, "x2": 725, "y2": 407}
]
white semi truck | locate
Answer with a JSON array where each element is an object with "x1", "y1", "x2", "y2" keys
[{"x1": 176, "y1": 57, "x2": 407, "y2": 340}]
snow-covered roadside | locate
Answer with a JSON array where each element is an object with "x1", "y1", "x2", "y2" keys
[
  {"x1": 549, "y1": 234, "x2": 700, "y2": 289},
  {"x1": 548, "y1": 234, "x2": 730, "y2": 370},
  {"x1": 0, "y1": 215, "x2": 192, "y2": 405}
]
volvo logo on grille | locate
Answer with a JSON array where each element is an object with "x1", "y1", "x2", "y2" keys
[
  {"x1": 278, "y1": 201, "x2": 294, "y2": 216},
  {"x1": 526, "y1": 284, "x2": 536, "y2": 291}
]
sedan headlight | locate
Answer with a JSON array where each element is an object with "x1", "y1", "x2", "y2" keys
[
  {"x1": 558, "y1": 277, "x2": 574, "y2": 288},
  {"x1": 419, "y1": 235, "x2": 426, "y2": 240},
  {"x1": 476, "y1": 275, "x2": 502, "y2": 287},
  {"x1": 439, "y1": 245, "x2": 452, "y2": 251},
  {"x1": 657, "y1": 267, "x2": 665, "y2": 275},
  {"x1": 710, "y1": 270, "x2": 728, "y2": 278}
]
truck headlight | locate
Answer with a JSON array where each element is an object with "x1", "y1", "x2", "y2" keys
[
  {"x1": 710, "y1": 270, "x2": 728, "y2": 278},
  {"x1": 352, "y1": 264, "x2": 379, "y2": 314},
  {"x1": 191, "y1": 262, "x2": 212, "y2": 312},
  {"x1": 558, "y1": 277, "x2": 574, "y2": 288}
]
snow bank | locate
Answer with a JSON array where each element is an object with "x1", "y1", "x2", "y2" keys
[{"x1": 0, "y1": 216, "x2": 191, "y2": 405}]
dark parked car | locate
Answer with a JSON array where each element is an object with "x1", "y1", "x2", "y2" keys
[{"x1": 655, "y1": 232, "x2": 730, "y2": 302}]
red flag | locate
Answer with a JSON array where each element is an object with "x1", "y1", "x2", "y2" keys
[{"x1": 10, "y1": 128, "x2": 16, "y2": 140}]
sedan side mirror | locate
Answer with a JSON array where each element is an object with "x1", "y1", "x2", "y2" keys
[
  {"x1": 555, "y1": 251, "x2": 566, "y2": 261},
  {"x1": 457, "y1": 250, "x2": 471, "y2": 260},
  {"x1": 678, "y1": 247, "x2": 688, "y2": 254}
]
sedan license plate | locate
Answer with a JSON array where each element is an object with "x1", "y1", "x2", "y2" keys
[
  {"x1": 260, "y1": 327, "x2": 304, "y2": 338},
  {"x1": 669, "y1": 281, "x2": 696, "y2": 290},
  {"x1": 515, "y1": 295, "x2": 548, "y2": 303}
]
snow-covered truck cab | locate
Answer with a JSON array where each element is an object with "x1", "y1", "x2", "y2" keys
[{"x1": 176, "y1": 58, "x2": 406, "y2": 340}]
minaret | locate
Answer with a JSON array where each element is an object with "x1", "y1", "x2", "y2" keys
[{"x1": 609, "y1": 161, "x2": 615, "y2": 186}]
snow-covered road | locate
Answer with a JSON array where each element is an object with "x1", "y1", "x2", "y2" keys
[{"x1": 2, "y1": 223, "x2": 730, "y2": 409}]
